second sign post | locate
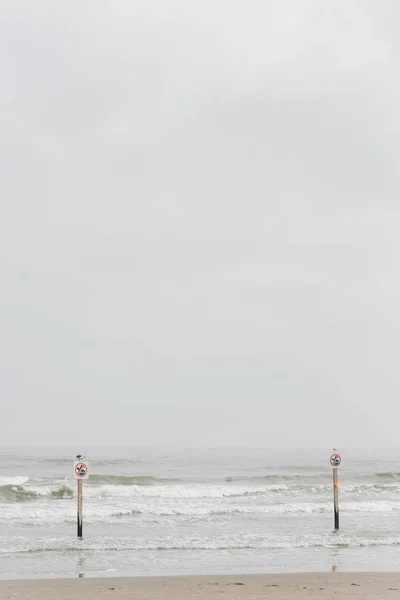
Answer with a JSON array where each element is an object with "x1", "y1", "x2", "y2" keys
[
  {"x1": 330, "y1": 451, "x2": 341, "y2": 531},
  {"x1": 73, "y1": 455, "x2": 89, "y2": 539}
]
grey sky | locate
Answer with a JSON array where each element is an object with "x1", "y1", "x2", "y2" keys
[{"x1": 1, "y1": 1, "x2": 399, "y2": 448}]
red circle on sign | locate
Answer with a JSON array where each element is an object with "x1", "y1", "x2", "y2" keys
[
  {"x1": 75, "y1": 462, "x2": 88, "y2": 478},
  {"x1": 330, "y1": 454, "x2": 341, "y2": 467}
]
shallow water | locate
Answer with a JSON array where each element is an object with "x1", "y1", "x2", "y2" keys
[{"x1": 1, "y1": 447, "x2": 400, "y2": 579}]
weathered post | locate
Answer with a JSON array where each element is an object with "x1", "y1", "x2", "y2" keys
[
  {"x1": 330, "y1": 450, "x2": 341, "y2": 531},
  {"x1": 77, "y1": 478, "x2": 83, "y2": 538},
  {"x1": 73, "y1": 454, "x2": 89, "y2": 539}
]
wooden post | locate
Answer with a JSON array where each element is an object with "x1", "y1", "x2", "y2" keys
[
  {"x1": 330, "y1": 450, "x2": 341, "y2": 531},
  {"x1": 77, "y1": 478, "x2": 83, "y2": 539},
  {"x1": 333, "y1": 467, "x2": 339, "y2": 531},
  {"x1": 74, "y1": 454, "x2": 89, "y2": 539}
]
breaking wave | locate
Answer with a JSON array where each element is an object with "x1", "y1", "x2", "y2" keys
[
  {"x1": 3, "y1": 534, "x2": 400, "y2": 555},
  {"x1": 0, "y1": 482, "x2": 74, "y2": 503},
  {"x1": 0, "y1": 485, "x2": 38, "y2": 503},
  {"x1": 89, "y1": 475, "x2": 179, "y2": 485}
]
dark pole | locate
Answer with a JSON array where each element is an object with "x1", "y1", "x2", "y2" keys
[
  {"x1": 77, "y1": 478, "x2": 83, "y2": 538},
  {"x1": 75, "y1": 454, "x2": 86, "y2": 539},
  {"x1": 333, "y1": 467, "x2": 339, "y2": 530}
]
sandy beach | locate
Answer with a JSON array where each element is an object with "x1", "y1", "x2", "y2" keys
[{"x1": 1, "y1": 573, "x2": 400, "y2": 600}]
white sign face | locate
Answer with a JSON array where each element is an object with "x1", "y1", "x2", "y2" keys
[
  {"x1": 73, "y1": 460, "x2": 89, "y2": 480},
  {"x1": 330, "y1": 453, "x2": 342, "y2": 468}
]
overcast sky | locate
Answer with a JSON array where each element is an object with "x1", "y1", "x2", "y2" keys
[{"x1": 1, "y1": 1, "x2": 399, "y2": 448}]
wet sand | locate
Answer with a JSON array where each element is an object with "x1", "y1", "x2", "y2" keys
[{"x1": 1, "y1": 573, "x2": 400, "y2": 599}]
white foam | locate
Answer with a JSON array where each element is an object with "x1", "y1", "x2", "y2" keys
[
  {"x1": 5, "y1": 497, "x2": 400, "y2": 525},
  {"x1": 2, "y1": 533, "x2": 400, "y2": 554},
  {"x1": 0, "y1": 476, "x2": 29, "y2": 486},
  {"x1": 83, "y1": 483, "x2": 292, "y2": 499},
  {"x1": 344, "y1": 500, "x2": 400, "y2": 512}
]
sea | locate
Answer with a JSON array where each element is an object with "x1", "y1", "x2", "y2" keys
[{"x1": 1, "y1": 447, "x2": 400, "y2": 579}]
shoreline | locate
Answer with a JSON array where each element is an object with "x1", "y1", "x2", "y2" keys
[{"x1": 1, "y1": 572, "x2": 400, "y2": 599}]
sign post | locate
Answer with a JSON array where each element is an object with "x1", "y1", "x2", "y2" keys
[
  {"x1": 74, "y1": 455, "x2": 89, "y2": 539},
  {"x1": 330, "y1": 451, "x2": 341, "y2": 531}
]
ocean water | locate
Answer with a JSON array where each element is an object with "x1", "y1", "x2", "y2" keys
[{"x1": 1, "y1": 447, "x2": 400, "y2": 579}]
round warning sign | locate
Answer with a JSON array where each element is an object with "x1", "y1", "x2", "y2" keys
[
  {"x1": 330, "y1": 453, "x2": 341, "y2": 468},
  {"x1": 74, "y1": 461, "x2": 89, "y2": 479}
]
